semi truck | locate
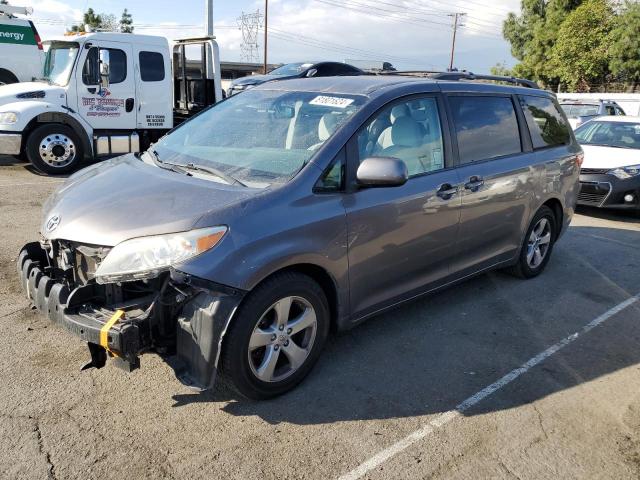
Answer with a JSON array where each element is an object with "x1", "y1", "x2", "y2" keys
[
  {"x1": 0, "y1": 4, "x2": 45, "y2": 85},
  {"x1": 0, "y1": 31, "x2": 222, "y2": 174}
]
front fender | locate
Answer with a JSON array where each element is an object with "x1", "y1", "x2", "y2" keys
[{"x1": 1, "y1": 101, "x2": 93, "y2": 156}]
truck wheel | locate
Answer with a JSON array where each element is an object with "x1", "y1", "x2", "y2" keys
[
  {"x1": 0, "y1": 71, "x2": 19, "y2": 85},
  {"x1": 220, "y1": 272, "x2": 330, "y2": 400},
  {"x1": 26, "y1": 124, "x2": 84, "y2": 175}
]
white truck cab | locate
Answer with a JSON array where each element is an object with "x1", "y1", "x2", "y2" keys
[
  {"x1": 0, "y1": 32, "x2": 222, "y2": 174},
  {"x1": 0, "y1": 4, "x2": 45, "y2": 85}
]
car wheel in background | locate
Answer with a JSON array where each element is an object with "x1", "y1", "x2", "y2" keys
[
  {"x1": 220, "y1": 272, "x2": 330, "y2": 400},
  {"x1": 25, "y1": 124, "x2": 84, "y2": 175},
  {"x1": 507, "y1": 205, "x2": 556, "y2": 279}
]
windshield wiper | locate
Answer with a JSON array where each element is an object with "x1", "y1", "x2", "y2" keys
[
  {"x1": 181, "y1": 162, "x2": 247, "y2": 187},
  {"x1": 145, "y1": 150, "x2": 188, "y2": 174},
  {"x1": 586, "y1": 143, "x2": 636, "y2": 149}
]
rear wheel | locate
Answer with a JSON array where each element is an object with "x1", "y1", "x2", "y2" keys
[
  {"x1": 507, "y1": 205, "x2": 556, "y2": 279},
  {"x1": 220, "y1": 272, "x2": 330, "y2": 400},
  {"x1": 25, "y1": 124, "x2": 84, "y2": 175},
  {"x1": 0, "y1": 70, "x2": 19, "y2": 85}
]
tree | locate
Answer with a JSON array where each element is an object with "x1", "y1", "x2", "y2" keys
[
  {"x1": 502, "y1": 0, "x2": 584, "y2": 88},
  {"x1": 551, "y1": 0, "x2": 614, "y2": 92},
  {"x1": 70, "y1": 8, "x2": 118, "y2": 32},
  {"x1": 119, "y1": 9, "x2": 134, "y2": 33},
  {"x1": 99, "y1": 13, "x2": 118, "y2": 32},
  {"x1": 608, "y1": 1, "x2": 640, "y2": 89},
  {"x1": 490, "y1": 62, "x2": 513, "y2": 77}
]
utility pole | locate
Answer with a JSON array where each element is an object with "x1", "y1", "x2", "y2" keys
[
  {"x1": 205, "y1": 0, "x2": 213, "y2": 36},
  {"x1": 263, "y1": 0, "x2": 268, "y2": 74},
  {"x1": 448, "y1": 12, "x2": 466, "y2": 71}
]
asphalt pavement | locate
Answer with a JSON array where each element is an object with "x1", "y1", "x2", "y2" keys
[{"x1": 1, "y1": 156, "x2": 640, "y2": 479}]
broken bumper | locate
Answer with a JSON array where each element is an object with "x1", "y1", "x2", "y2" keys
[
  {"x1": 17, "y1": 241, "x2": 245, "y2": 389},
  {"x1": 18, "y1": 242, "x2": 144, "y2": 368}
]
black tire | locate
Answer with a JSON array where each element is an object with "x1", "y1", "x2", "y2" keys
[
  {"x1": 220, "y1": 272, "x2": 330, "y2": 400},
  {"x1": 0, "y1": 70, "x2": 19, "y2": 85},
  {"x1": 507, "y1": 205, "x2": 556, "y2": 279},
  {"x1": 25, "y1": 124, "x2": 84, "y2": 175}
]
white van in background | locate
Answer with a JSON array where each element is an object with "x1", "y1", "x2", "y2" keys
[{"x1": 0, "y1": 4, "x2": 44, "y2": 84}]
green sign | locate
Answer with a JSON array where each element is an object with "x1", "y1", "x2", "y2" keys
[{"x1": 0, "y1": 24, "x2": 36, "y2": 46}]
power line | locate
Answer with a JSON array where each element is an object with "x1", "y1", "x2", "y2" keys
[{"x1": 309, "y1": 0, "x2": 503, "y2": 39}]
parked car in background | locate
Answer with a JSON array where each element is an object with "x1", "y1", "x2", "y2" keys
[
  {"x1": 18, "y1": 73, "x2": 580, "y2": 399},
  {"x1": 575, "y1": 116, "x2": 640, "y2": 212},
  {"x1": 560, "y1": 99, "x2": 625, "y2": 129},
  {"x1": 0, "y1": 4, "x2": 44, "y2": 85},
  {"x1": 227, "y1": 61, "x2": 364, "y2": 95}
]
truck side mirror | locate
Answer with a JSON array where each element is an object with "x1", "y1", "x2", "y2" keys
[{"x1": 99, "y1": 49, "x2": 110, "y2": 89}]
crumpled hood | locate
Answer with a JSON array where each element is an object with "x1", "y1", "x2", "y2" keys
[
  {"x1": 581, "y1": 144, "x2": 640, "y2": 169},
  {"x1": 41, "y1": 155, "x2": 254, "y2": 246},
  {"x1": 0, "y1": 82, "x2": 65, "y2": 105}
]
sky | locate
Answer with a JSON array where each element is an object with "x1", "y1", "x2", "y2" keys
[{"x1": 9, "y1": 0, "x2": 522, "y2": 72}]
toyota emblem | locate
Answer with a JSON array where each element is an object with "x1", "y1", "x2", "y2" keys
[{"x1": 45, "y1": 214, "x2": 61, "y2": 232}]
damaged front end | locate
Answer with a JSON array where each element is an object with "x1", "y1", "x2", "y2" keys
[{"x1": 17, "y1": 239, "x2": 244, "y2": 390}]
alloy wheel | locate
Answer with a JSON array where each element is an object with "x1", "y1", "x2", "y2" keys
[
  {"x1": 248, "y1": 296, "x2": 318, "y2": 383},
  {"x1": 39, "y1": 133, "x2": 76, "y2": 168},
  {"x1": 527, "y1": 217, "x2": 552, "y2": 268}
]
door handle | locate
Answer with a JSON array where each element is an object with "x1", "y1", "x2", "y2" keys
[
  {"x1": 464, "y1": 176, "x2": 484, "y2": 192},
  {"x1": 125, "y1": 98, "x2": 135, "y2": 113},
  {"x1": 436, "y1": 183, "x2": 458, "y2": 200},
  {"x1": 87, "y1": 87, "x2": 96, "y2": 94}
]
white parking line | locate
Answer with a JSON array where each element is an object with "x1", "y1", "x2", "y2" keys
[
  {"x1": 338, "y1": 293, "x2": 640, "y2": 480},
  {"x1": 0, "y1": 181, "x2": 64, "y2": 188}
]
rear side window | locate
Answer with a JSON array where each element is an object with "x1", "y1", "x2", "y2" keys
[
  {"x1": 139, "y1": 51, "x2": 165, "y2": 82},
  {"x1": 449, "y1": 96, "x2": 521, "y2": 164},
  {"x1": 519, "y1": 96, "x2": 571, "y2": 149}
]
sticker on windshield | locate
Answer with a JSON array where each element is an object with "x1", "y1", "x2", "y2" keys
[{"x1": 309, "y1": 95, "x2": 355, "y2": 109}]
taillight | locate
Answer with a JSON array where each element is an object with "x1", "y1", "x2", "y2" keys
[
  {"x1": 29, "y1": 21, "x2": 43, "y2": 50},
  {"x1": 575, "y1": 152, "x2": 584, "y2": 168}
]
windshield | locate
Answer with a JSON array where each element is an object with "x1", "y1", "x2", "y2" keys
[
  {"x1": 561, "y1": 103, "x2": 599, "y2": 118},
  {"x1": 575, "y1": 121, "x2": 640, "y2": 149},
  {"x1": 268, "y1": 62, "x2": 313, "y2": 76},
  {"x1": 42, "y1": 42, "x2": 79, "y2": 86},
  {"x1": 153, "y1": 89, "x2": 365, "y2": 187}
]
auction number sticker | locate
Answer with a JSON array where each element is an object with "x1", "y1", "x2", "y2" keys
[{"x1": 310, "y1": 95, "x2": 354, "y2": 108}]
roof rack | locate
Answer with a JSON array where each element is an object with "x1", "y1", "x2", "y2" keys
[{"x1": 379, "y1": 70, "x2": 539, "y2": 89}]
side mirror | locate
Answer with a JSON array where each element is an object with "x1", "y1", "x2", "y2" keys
[
  {"x1": 356, "y1": 157, "x2": 408, "y2": 187},
  {"x1": 306, "y1": 68, "x2": 318, "y2": 78},
  {"x1": 273, "y1": 104, "x2": 295, "y2": 119},
  {"x1": 99, "y1": 49, "x2": 110, "y2": 89}
]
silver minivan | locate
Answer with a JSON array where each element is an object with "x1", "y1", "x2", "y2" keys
[{"x1": 18, "y1": 74, "x2": 581, "y2": 399}]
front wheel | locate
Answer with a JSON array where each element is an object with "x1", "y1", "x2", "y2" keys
[
  {"x1": 220, "y1": 272, "x2": 330, "y2": 400},
  {"x1": 507, "y1": 205, "x2": 556, "y2": 279},
  {"x1": 25, "y1": 124, "x2": 84, "y2": 175}
]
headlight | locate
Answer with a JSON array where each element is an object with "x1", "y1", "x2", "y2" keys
[
  {"x1": 608, "y1": 164, "x2": 640, "y2": 179},
  {"x1": 0, "y1": 112, "x2": 18, "y2": 125},
  {"x1": 94, "y1": 226, "x2": 227, "y2": 284}
]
